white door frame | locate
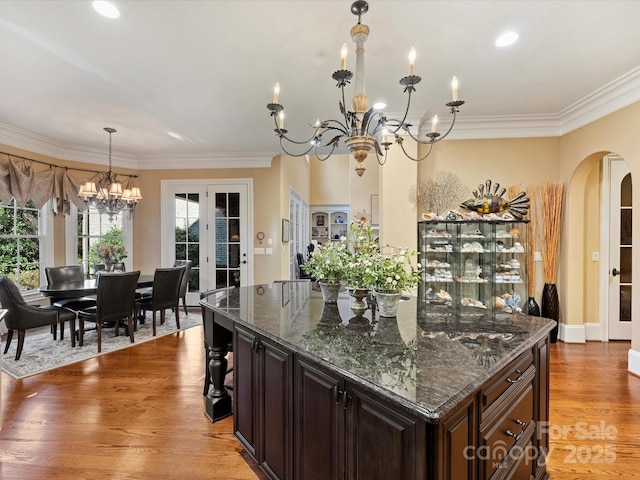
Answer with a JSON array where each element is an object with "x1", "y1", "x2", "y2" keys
[
  {"x1": 599, "y1": 154, "x2": 631, "y2": 341},
  {"x1": 161, "y1": 178, "x2": 254, "y2": 297}
]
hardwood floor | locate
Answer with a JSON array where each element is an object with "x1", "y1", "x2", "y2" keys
[{"x1": 1, "y1": 326, "x2": 639, "y2": 479}]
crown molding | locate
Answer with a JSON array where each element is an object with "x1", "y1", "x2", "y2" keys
[
  {"x1": 135, "y1": 152, "x2": 274, "y2": 170},
  {"x1": 442, "y1": 66, "x2": 640, "y2": 140},
  {"x1": 1, "y1": 67, "x2": 639, "y2": 164}
]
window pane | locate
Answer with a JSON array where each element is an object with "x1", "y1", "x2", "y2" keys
[
  {"x1": 620, "y1": 247, "x2": 632, "y2": 283},
  {"x1": 620, "y1": 209, "x2": 632, "y2": 246},
  {"x1": 0, "y1": 200, "x2": 43, "y2": 290},
  {"x1": 229, "y1": 219, "x2": 240, "y2": 242},
  {"x1": 621, "y1": 173, "x2": 632, "y2": 207},
  {"x1": 75, "y1": 207, "x2": 125, "y2": 277},
  {"x1": 620, "y1": 285, "x2": 632, "y2": 322},
  {"x1": 216, "y1": 270, "x2": 227, "y2": 289},
  {"x1": 216, "y1": 193, "x2": 226, "y2": 216},
  {"x1": 228, "y1": 193, "x2": 240, "y2": 217}
]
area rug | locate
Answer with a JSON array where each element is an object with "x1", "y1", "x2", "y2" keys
[{"x1": 1, "y1": 310, "x2": 203, "y2": 379}]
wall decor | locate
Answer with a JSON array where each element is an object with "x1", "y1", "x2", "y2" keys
[{"x1": 282, "y1": 218, "x2": 290, "y2": 243}]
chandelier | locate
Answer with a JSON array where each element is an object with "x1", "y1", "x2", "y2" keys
[
  {"x1": 78, "y1": 127, "x2": 142, "y2": 218},
  {"x1": 267, "y1": 0, "x2": 465, "y2": 177}
]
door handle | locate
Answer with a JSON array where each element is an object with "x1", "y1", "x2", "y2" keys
[{"x1": 612, "y1": 268, "x2": 620, "y2": 277}]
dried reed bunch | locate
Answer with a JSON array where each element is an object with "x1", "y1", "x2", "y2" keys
[
  {"x1": 525, "y1": 184, "x2": 538, "y2": 297},
  {"x1": 541, "y1": 182, "x2": 564, "y2": 284},
  {"x1": 507, "y1": 183, "x2": 522, "y2": 201}
]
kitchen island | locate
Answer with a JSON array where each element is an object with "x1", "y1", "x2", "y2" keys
[{"x1": 200, "y1": 282, "x2": 555, "y2": 480}]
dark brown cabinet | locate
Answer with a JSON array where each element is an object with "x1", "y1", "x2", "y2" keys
[
  {"x1": 234, "y1": 325, "x2": 293, "y2": 480},
  {"x1": 295, "y1": 359, "x2": 426, "y2": 480},
  {"x1": 203, "y1": 285, "x2": 554, "y2": 480}
]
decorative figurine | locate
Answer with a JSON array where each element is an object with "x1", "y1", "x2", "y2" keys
[{"x1": 460, "y1": 179, "x2": 530, "y2": 220}]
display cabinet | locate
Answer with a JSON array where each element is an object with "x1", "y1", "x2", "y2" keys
[
  {"x1": 418, "y1": 220, "x2": 529, "y2": 316},
  {"x1": 310, "y1": 206, "x2": 349, "y2": 246}
]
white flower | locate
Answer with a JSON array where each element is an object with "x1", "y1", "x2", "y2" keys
[
  {"x1": 386, "y1": 277, "x2": 393, "y2": 283},
  {"x1": 395, "y1": 274, "x2": 401, "y2": 280}
]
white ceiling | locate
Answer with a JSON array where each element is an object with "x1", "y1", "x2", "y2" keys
[{"x1": 0, "y1": 0, "x2": 639, "y2": 169}]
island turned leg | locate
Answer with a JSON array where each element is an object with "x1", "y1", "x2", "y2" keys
[{"x1": 204, "y1": 318, "x2": 233, "y2": 423}]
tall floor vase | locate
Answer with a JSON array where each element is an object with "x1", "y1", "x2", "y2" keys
[
  {"x1": 526, "y1": 297, "x2": 541, "y2": 316},
  {"x1": 541, "y1": 283, "x2": 559, "y2": 343}
]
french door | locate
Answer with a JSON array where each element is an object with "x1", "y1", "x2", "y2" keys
[
  {"x1": 162, "y1": 179, "x2": 252, "y2": 305},
  {"x1": 608, "y1": 157, "x2": 632, "y2": 340}
]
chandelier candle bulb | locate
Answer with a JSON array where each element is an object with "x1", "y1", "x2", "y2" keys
[
  {"x1": 278, "y1": 111, "x2": 284, "y2": 129},
  {"x1": 431, "y1": 115, "x2": 438, "y2": 133},
  {"x1": 340, "y1": 43, "x2": 348, "y2": 70},
  {"x1": 451, "y1": 76, "x2": 458, "y2": 102},
  {"x1": 408, "y1": 47, "x2": 416, "y2": 76},
  {"x1": 273, "y1": 83, "x2": 280, "y2": 104}
]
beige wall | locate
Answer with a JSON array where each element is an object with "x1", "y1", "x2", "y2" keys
[
  {"x1": 559, "y1": 101, "x2": 640, "y2": 350},
  {"x1": 310, "y1": 155, "x2": 350, "y2": 205}
]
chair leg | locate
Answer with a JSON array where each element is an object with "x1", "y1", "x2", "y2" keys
[
  {"x1": 97, "y1": 322, "x2": 102, "y2": 353},
  {"x1": 152, "y1": 311, "x2": 157, "y2": 337},
  {"x1": 59, "y1": 320, "x2": 65, "y2": 341},
  {"x1": 69, "y1": 317, "x2": 76, "y2": 348},
  {"x1": 182, "y1": 297, "x2": 188, "y2": 316},
  {"x1": 15, "y1": 330, "x2": 26, "y2": 361},
  {"x1": 4, "y1": 329, "x2": 13, "y2": 353},
  {"x1": 79, "y1": 319, "x2": 84, "y2": 347},
  {"x1": 52, "y1": 323, "x2": 57, "y2": 341},
  {"x1": 127, "y1": 315, "x2": 135, "y2": 344},
  {"x1": 175, "y1": 303, "x2": 180, "y2": 329}
]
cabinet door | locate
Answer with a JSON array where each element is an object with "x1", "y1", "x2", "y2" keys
[
  {"x1": 295, "y1": 359, "x2": 344, "y2": 480},
  {"x1": 260, "y1": 337, "x2": 293, "y2": 480},
  {"x1": 234, "y1": 325, "x2": 259, "y2": 458},
  {"x1": 346, "y1": 385, "x2": 427, "y2": 480},
  {"x1": 441, "y1": 397, "x2": 477, "y2": 480}
]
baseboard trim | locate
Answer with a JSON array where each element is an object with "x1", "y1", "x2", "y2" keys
[
  {"x1": 585, "y1": 322, "x2": 604, "y2": 341},
  {"x1": 628, "y1": 349, "x2": 640, "y2": 376},
  {"x1": 558, "y1": 323, "x2": 586, "y2": 343}
]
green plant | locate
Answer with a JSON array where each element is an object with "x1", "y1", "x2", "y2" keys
[
  {"x1": 301, "y1": 240, "x2": 349, "y2": 283},
  {"x1": 365, "y1": 247, "x2": 423, "y2": 294},
  {"x1": 88, "y1": 227, "x2": 126, "y2": 265}
]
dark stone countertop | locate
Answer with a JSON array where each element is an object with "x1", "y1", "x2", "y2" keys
[{"x1": 201, "y1": 282, "x2": 555, "y2": 423}]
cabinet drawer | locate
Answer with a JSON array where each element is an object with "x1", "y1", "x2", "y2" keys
[
  {"x1": 481, "y1": 384, "x2": 534, "y2": 480},
  {"x1": 481, "y1": 349, "x2": 534, "y2": 413}
]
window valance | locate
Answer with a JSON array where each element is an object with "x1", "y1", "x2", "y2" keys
[{"x1": 0, "y1": 152, "x2": 137, "y2": 215}]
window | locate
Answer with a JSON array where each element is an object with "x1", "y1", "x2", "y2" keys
[
  {"x1": 67, "y1": 205, "x2": 132, "y2": 277},
  {"x1": 175, "y1": 193, "x2": 200, "y2": 293},
  {"x1": 0, "y1": 199, "x2": 52, "y2": 292}
]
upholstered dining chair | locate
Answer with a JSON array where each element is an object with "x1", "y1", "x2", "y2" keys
[
  {"x1": 77, "y1": 271, "x2": 140, "y2": 353},
  {"x1": 134, "y1": 267, "x2": 183, "y2": 337},
  {"x1": 0, "y1": 276, "x2": 76, "y2": 360},
  {"x1": 173, "y1": 260, "x2": 192, "y2": 315},
  {"x1": 44, "y1": 266, "x2": 96, "y2": 339}
]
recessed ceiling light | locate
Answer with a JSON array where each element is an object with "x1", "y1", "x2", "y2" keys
[
  {"x1": 167, "y1": 131, "x2": 185, "y2": 140},
  {"x1": 93, "y1": 1, "x2": 120, "y2": 19},
  {"x1": 373, "y1": 102, "x2": 386, "y2": 110},
  {"x1": 495, "y1": 31, "x2": 519, "y2": 47}
]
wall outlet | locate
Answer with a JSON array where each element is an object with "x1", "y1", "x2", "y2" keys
[
  {"x1": 254, "y1": 247, "x2": 265, "y2": 255},
  {"x1": 592, "y1": 251, "x2": 600, "y2": 262},
  {"x1": 267, "y1": 238, "x2": 273, "y2": 246},
  {"x1": 265, "y1": 248, "x2": 273, "y2": 255},
  {"x1": 533, "y1": 251, "x2": 543, "y2": 261}
]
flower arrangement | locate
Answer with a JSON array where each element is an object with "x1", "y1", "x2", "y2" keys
[
  {"x1": 301, "y1": 240, "x2": 349, "y2": 284},
  {"x1": 97, "y1": 243, "x2": 127, "y2": 265},
  {"x1": 365, "y1": 247, "x2": 423, "y2": 294}
]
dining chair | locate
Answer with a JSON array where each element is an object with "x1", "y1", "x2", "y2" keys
[
  {"x1": 44, "y1": 266, "x2": 97, "y2": 340},
  {"x1": 134, "y1": 267, "x2": 183, "y2": 337},
  {"x1": 173, "y1": 260, "x2": 193, "y2": 315},
  {"x1": 0, "y1": 276, "x2": 76, "y2": 360},
  {"x1": 77, "y1": 271, "x2": 140, "y2": 353}
]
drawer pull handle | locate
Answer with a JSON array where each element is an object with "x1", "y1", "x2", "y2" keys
[
  {"x1": 506, "y1": 369, "x2": 523, "y2": 383},
  {"x1": 505, "y1": 418, "x2": 527, "y2": 441}
]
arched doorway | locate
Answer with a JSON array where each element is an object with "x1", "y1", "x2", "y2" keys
[{"x1": 566, "y1": 152, "x2": 632, "y2": 342}]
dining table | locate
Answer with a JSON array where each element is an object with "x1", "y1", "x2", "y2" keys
[{"x1": 39, "y1": 274, "x2": 154, "y2": 299}]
